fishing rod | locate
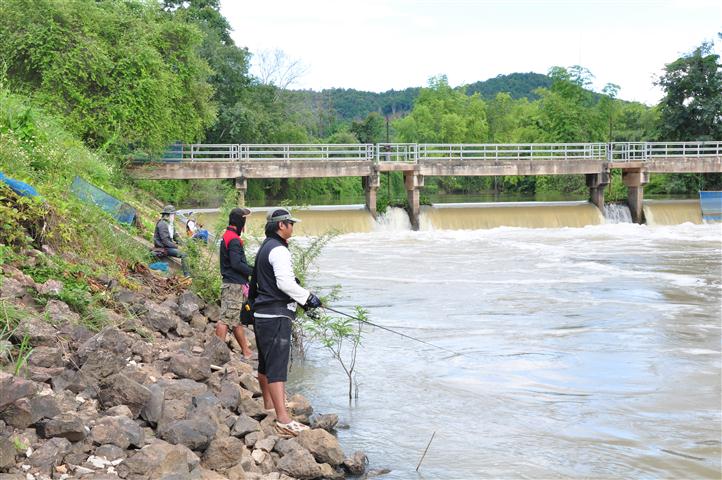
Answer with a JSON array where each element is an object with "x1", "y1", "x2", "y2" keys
[{"x1": 322, "y1": 305, "x2": 464, "y2": 357}]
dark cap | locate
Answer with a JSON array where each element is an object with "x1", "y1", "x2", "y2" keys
[
  {"x1": 230, "y1": 207, "x2": 251, "y2": 217},
  {"x1": 266, "y1": 208, "x2": 301, "y2": 223},
  {"x1": 161, "y1": 204, "x2": 176, "y2": 214}
]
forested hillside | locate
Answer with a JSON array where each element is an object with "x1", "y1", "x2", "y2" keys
[{"x1": 288, "y1": 72, "x2": 554, "y2": 123}]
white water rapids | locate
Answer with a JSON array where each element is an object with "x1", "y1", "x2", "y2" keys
[{"x1": 288, "y1": 221, "x2": 722, "y2": 479}]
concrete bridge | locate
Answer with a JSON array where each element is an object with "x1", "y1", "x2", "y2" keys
[{"x1": 127, "y1": 141, "x2": 722, "y2": 229}]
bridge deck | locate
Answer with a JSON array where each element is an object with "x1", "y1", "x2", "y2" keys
[{"x1": 127, "y1": 141, "x2": 722, "y2": 180}]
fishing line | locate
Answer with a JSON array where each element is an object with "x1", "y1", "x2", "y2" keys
[{"x1": 322, "y1": 305, "x2": 465, "y2": 357}]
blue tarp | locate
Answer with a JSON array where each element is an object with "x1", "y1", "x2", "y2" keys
[
  {"x1": 699, "y1": 191, "x2": 722, "y2": 222},
  {"x1": 70, "y1": 176, "x2": 137, "y2": 225},
  {"x1": 0, "y1": 172, "x2": 40, "y2": 198}
]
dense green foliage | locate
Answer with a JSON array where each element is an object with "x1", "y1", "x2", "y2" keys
[{"x1": 0, "y1": 0, "x2": 216, "y2": 152}]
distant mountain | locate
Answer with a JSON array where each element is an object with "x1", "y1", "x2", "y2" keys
[
  {"x1": 464, "y1": 72, "x2": 551, "y2": 100},
  {"x1": 290, "y1": 72, "x2": 552, "y2": 122}
]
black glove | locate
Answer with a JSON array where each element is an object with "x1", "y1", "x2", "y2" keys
[{"x1": 304, "y1": 293, "x2": 322, "y2": 310}]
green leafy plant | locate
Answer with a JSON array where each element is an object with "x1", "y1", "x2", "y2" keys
[
  {"x1": 304, "y1": 306, "x2": 366, "y2": 400},
  {"x1": 1, "y1": 300, "x2": 33, "y2": 376}
]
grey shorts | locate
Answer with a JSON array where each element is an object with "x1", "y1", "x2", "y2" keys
[{"x1": 254, "y1": 316, "x2": 292, "y2": 383}]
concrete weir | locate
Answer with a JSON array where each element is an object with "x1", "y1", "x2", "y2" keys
[{"x1": 127, "y1": 142, "x2": 722, "y2": 229}]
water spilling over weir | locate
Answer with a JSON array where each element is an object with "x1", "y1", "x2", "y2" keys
[{"x1": 195, "y1": 199, "x2": 707, "y2": 234}]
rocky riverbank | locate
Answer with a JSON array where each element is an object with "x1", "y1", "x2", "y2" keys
[{"x1": 0, "y1": 253, "x2": 368, "y2": 480}]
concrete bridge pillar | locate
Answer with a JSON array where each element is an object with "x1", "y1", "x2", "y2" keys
[
  {"x1": 586, "y1": 170, "x2": 610, "y2": 211},
  {"x1": 363, "y1": 173, "x2": 380, "y2": 218},
  {"x1": 622, "y1": 168, "x2": 649, "y2": 224},
  {"x1": 404, "y1": 171, "x2": 424, "y2": 231},
  {"x1": 235, "y1": 177, "x2": 247, "y2": 207}
]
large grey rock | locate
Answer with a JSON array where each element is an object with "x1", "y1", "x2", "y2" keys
[
  {"x1": 44, "y1": 299, "x2": 80, "y2": 325},
  {"x1": 91, "y1": 415, "x2": 144, "y2": 449},
  {"x1": 169, "y1": 352, "x2": 211, "y2": 381},
  {"x1": 218, "y1": 381, "x2": 241, "y2": 410},
  {"x1": 201, "y1": 304, "x2": 220, "y2": 323},
  {"x1": 140, "y1": 383, "x2": 164, "y2": 426},
  {"x1": 0, "y1": 437, "x2": 16, "y2": 471},
  {"x1": 238, "y1": 397, "x2": 266, "y2": 419},
  {"x1": 122, "y1": 439, "x2": 199, "y2": 478},
  {"x1": 0, "y1": 398, "x2": 33, "y2": 428},
  {"x1": 36, "y1": 279, "x2": 63, "y2": 296},
  {"x1": 230, "y1": 413, "x2": 261, "y2": 438},
  {"x1": 27, "y1": 346, "x2": 63, "y2": 368},
  {"x1": 0, "y1": 276, "x2": 25, "y2": 299},
  {"x1": 189, "y1": 314, "x2": 208, "y2": 330},
  {"x1": 276, "y1": 448, "x2": 323, "y2": 479},
  {"x1": 11, "y1": 316, "x2": 57, "y2": 347},
  {"x1": 36, "y1": 413, "x2": 87, "y2": 442},
  {"x1": 29, "y1": 395, "x2": 61, "y2": 425},
  {"x1": 287, "y1": 394, "x2": 313, "y2": 418},
  {"x1": 238, "y1": 373, "x2": 261, "y2": 396},
  {"x1": 158, "y1": 416, "x2": 217, "y2": 451},
  {"x1": 143, "y1": 302, "x2": 180, "y2": 334},
  {"x1": 113, "y1": 289, "x2": 147, "y2": 314},
  {"x1": 178, "y1": 291, "x2": 205, "y2": 313},
  {"x1": 343, "y1": 450, "x2": 368, "y2": 475},
  {"x1": 77, "y1": 327, "x2": 132, "y2": 364},
  {"x1": 28, "y1": 437, "x2": 71, "y2": 470},
  {"x1": 310, "y1": 413, "x2": 339, "y2": 432},
  {"x1": 0, "y1": 372, "x2": 38, "y2": 410},
  {"x1": 296, "y1": 429, "x2": 345, "y2": 466},
  {"x1": 202, "y1": 436, "x2": 245, "y2": 470},
  {"x1": 95, "y1": 444, "x2": 127, "y2": 461},
  {"x1": 76, "y1": 349, "x2": 126, "y2": 387},
  {"x1": 203, "y1": 336, "x2": 230, "y2": 366},
  {"x1": 98, "y1": 374, "x2": 150, "y2": 418},
  {"x1": 274, "y1": 437, "x2": 306, "y2": 457},
  {"x1": 163, "y1": 379, "x2": 208, "y2": 401}
]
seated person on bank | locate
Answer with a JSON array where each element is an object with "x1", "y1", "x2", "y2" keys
[
  {"x1": 153, "y1": 204, "x2": 190, "y2": 276},
  {"x1": 186, "y1": 214, "x2": 210, "y2": 243}
]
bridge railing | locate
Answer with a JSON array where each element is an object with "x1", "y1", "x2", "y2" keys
[
  {"x1": 375, "y1": 143, "x2": 417, "y2": 163},
  {"x1": 164, "y1": 144, "x2": 239, "y2": 161},
  {"x1": 147, "y1": 141, "x2": 721, "y2": 164},
  {"x1": 417, "y1": 143, "x2": 607, "y2": 161},
  {"x1": 239, "y1": 144, "x2": 373, "y2": 161},
  {"x1": 610, "y1": 141, "x2": 722, "y2": 162}
]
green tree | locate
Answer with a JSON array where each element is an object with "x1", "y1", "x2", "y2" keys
[
  {"x1": 656, "y1": 40, "x2": 722, "y2": 141},
  {"x1": 350, "y1": 112, "x2": 385, "y2": 143},
  {"x1": 0, "y1": 0, "x2": 216, "y2": 152},
  {"x1": 534, "y1": 66, "x2": 606, "y2": 142},
  {"x1": 394, "y1": 75, "x2": 489, "y2": 143}
]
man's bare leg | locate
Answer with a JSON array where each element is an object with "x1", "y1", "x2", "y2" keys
[
  {"x1": 232, "y1": 325, "x2": 253, "y2": 358},
  {"x1": 215, "y1": 322, "x2": 228, "y2": 340},
  {"x1": 258, "y1": 373, "x2": 273, "y2": 410},
  {"x1": 267, "y1": 380, "x2": 292, "y2": 424}
]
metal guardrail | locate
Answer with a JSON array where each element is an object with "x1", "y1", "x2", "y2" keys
[
  {"x1": 239, "y1": 144, "x2": 373, "y2": 161},
  {"x1": 376, "y1": 143, "x2": 417, "y2": 163},
  {"x1": 609, "y1": 141, "x2": 722, "y2": 162},
  {"x1": 143, "y1": 141, "x2": 722, "y2": 164},
  {"x1": 417, "y1": 143, "x2": 607, "y2": 161}
]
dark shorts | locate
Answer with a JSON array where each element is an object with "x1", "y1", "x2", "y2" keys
[{"x1": 254, "y1": 316, "x2": 292, "y2": 383}]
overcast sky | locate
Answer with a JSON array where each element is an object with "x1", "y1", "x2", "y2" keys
[{"x1": 220, "y1": 0, "x2": 721, "y2": 105}]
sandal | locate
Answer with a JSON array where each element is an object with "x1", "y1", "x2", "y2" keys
[{"x1": 275, "y1": 420, "x2": 310, "y2": 438}]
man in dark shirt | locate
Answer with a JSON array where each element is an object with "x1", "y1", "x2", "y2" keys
[
  {"x1": 217, "y1": 207, "x2": 253, "y2": 358},
  {"x1": 153, "y1": 205, "x2": 190, "y2": 276},
  {"x1": 252, "y1": 208, "x2": 322, "y2": 437}
]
